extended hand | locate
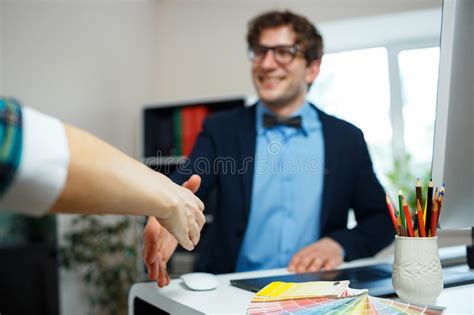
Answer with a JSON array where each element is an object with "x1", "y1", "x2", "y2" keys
[
  {"x1": 143, "y1": 216, "x2": 177, "y2": 287},
  {"x1": 157, "y1": 175, "x2": 205, "y2": 251},
  {"x1": 143, "y1": 175, "x2": 203, "y2": 287},
  {"x1": 288, "y1": 237, "x2": 343, "y2": 273}
]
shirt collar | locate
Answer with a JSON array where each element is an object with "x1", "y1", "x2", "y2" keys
[{"x1": 256, "y1": 100, "x2": 322, "y2": 136}]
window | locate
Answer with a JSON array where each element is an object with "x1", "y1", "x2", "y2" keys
[
  {"x1": 307, "y1": 45, "x2": 440, "y2": 228},
  {"x1": 307, "y1": 47, "x2": 392, "y2": 182},
  {"x1": 307, "y1": 44, "x2": 440, "y2": 184},
  {"x1": 398, "y1": 47, "x2": 440, "y2": 168}
]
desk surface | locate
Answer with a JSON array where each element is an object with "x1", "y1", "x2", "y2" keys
[{"x1": 128, "y1": 256, "x2": 474, "y2": 314}]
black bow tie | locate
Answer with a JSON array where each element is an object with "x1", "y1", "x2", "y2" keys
[{"x1": 263, "y1": 113, "x2": 302, "y2": 129}]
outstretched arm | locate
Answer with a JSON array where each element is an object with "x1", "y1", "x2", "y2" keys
[
  {"x1": 0, "y1": 99, "x2": 204, "y2": 251},
  {"x1": 51, "y1": 125, "x2": 205, "y2": 250}
]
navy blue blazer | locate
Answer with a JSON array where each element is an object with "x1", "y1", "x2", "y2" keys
[{"x1": 170, "y1": 104, "x2": 394, "y2": 274}]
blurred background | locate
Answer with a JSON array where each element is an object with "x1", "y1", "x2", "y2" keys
[{"x1": 0, "y1": 0, "x2": 442, "y2": 314}]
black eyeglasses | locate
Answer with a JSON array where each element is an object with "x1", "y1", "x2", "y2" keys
[{"x1": 248, "y1": 44, "x2": 304, "y2": 65}]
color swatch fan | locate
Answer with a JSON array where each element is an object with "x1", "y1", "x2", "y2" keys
[{"x1": 247, "y1": 281, "x2": 445, "y2": 314}]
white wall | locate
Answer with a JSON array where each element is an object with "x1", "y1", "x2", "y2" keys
[
  {"x1": 153, "y1": 0, "x2": 441, "y2": 101},
  {"x1": 1, "y1": 1, "x2": 158, "y2": 314},
  {"x1": 2, "y1": 0, "x2": 158, "y2": 155}
]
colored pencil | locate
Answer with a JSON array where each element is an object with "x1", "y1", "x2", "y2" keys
[
  {"x1": 432, "y1": 187, "x2": 439, "y2": 232},
  {"x1": 416, "y1": 179, "x2": 423, "y2": 213},
  {"x1": 398, "y1": 190, "x2": 405, "y2": 232},
  {"x1": 425, "y1": 180, "x2": 434, "y2": 236},
  {"x1": 417, "y1": 200, "x2": 426, "y2": 237},
  {"x1": 397, "y1": 214, "x2": 405, "y2": 236},
  {"x1": 413, "y1": 211, "x2": 419, "y2": 236},
  {"x1": 431, "y1": 200, "x2": 439, "y2": 237},
  {"x1": 414, "y1": 228, "x2": 419, "y2": 237},
  {"x1": 386, "y1": 195, "x2": 398, "y2": 234},
  {"x1": 412, "y1": 196, "x2": 419, "y2": 235},
  {"x1": 437, "y1": 186, "x2": 445, "y2": 225},
  {"x1": 402, "y1": 198, "x2": 414, "y2": 237}
]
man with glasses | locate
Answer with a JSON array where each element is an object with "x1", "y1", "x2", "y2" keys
[{"x1": 143, "y1": 10, "x2": 393, "y2": 287}]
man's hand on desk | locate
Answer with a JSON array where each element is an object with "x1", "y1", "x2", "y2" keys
[
  {"x1": 288, "y1": 237, "x2": 344, "y2": 273},
  {"x1": 142, "y1": 175, "x2": 203, "y2": 288}
]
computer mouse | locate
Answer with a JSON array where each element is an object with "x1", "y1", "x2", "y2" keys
[{"x1": 180, "y1": 272, "x2": 218, "y2": 291}]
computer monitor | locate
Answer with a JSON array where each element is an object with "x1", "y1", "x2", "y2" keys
[{"x1": 431, "y1": 0, "x2": 473, "y2": 230}]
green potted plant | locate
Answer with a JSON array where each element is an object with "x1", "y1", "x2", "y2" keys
[
  {"x1": 386, "y1": 154, "x2": 431, "y2": 213},
  {"x1": 60, "y1": 215, "x2": 143, "y2": 315}
]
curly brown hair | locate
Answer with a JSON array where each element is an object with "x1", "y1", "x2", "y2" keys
[{"x1": 247, "y1": 10, "x2": 323, "y2": 64}]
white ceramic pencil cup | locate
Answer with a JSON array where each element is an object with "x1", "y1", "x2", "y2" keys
[{"x1": 392, "y1": 236, "x2": 443, "y2": 305}]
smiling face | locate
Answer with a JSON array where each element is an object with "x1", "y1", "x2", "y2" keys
[{"x1": 251, "y1": 25, "x2": 320, "y2": 113}]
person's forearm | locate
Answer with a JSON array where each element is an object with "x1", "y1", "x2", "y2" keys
[{"x1": 50, "y1": 124, "x2": 178, "y2": 218}]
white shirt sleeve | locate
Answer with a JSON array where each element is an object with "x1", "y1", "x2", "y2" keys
[{"x1": 0, "y1": 107, "x2": 70, "y2": 216}]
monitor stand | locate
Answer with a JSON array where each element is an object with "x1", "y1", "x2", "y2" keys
[
  {"x1": 467, "y1": 246, "x2": 474, "y2": 269},
  {"x1": 467, "y1": 227, "x2": 474, "y2": 269},
  {"x1": 438, "y1": 227, "x2": 474, "y2": 268}
]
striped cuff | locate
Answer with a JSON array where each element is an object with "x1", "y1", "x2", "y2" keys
[{"x1": 0, "y1": 98, "x2": 23, "y2": 197}]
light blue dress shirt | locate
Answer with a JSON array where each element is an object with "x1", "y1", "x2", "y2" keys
[{"x1": 236, "y1": 101, "x2": 325, "y2": 272}]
